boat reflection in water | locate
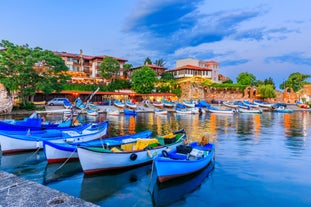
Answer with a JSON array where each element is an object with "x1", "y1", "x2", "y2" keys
[
  {"x1": 0, "y1": 150, "x2": 45, "y2": 171},
  {"x1": 152, "y1": 161, "x2": 215, "y2": 207},
  {"x1": 80, "y1": 165, "x2": 152, "y2": 202},
  {"x1": 43, "y1": 161, "x2": 82, "y2": 184}
]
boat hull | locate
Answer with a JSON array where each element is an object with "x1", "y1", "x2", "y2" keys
[
  {"x1": 44, "y1": 130, "x2": 152, "y2": 164},
  {"x1": 78, "y1": 132, "x2": 186, "y2": 175},
  {"x1": 155, "y1": 143, "x2": 215, "y2": 183},
  {"x1": 1, "y1": 121, "x2": 108, "y2": 155}
]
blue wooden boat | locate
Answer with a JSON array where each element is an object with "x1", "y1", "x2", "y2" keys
[
  {"x1": 0, "y1": 110, "x2": 83, "y2": 131},
  {"x1": 125, "y1": 100, "x2": 137, "y2": 109},
  {"x1": 195, "y1": 100, "x2": 211, "y2": 108},
  {"x1": 113, "y1": 100, "x2": 125, "y2": 108},
  {"x1": 0, "y1": 121, "x2": 109, "y2": 154},
  {"x1": 43, "y1": 130, "x2": 152, "y2": 163},
  {"x1": 74, "y1": 97, "x2": 86, "y2": 110},
  {"x1": 183, "y1": 100, "x2": 195, "y2": 108},
  {"x1": 175, "y1": 102, "x2": 187, "y2": 109},
  {"x1": 162, "y1": 100, "x2": 175, "y2": 108},
  {"x1": 154, "y1": 141, "x2": 215, "y2": 183},
  {"x1": 254, "y1": 100, "x2": 273, "y2": 108},
  {"x1": 274, "y1": 108, "x2": 293, "y2": 113},
  {"x1": 243, "y1": 100, "x2": 259, "y2": 108}
]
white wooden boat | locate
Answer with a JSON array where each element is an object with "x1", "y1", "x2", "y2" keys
[
  {"x1": 43, "y1": 130, "x2": 152, "y2": 163},
  {"x1": 0, "y1": 121, "x2": 109, "y2": 154},
  {"x1": 208, "y1": 108, "x2": 235, "y2": 114},
  {"x1": 254, "y1": 100, "x2": 273, "y2": 108},
  {"x1": 152, "y1": 101, "x2": 164, "y2": 108},
  {"x1": 222, "y1": 101, "x2": 239, "y2": 109},
  {"x1": 77, "y1": 129, "x2": 187, "y2": 175}
]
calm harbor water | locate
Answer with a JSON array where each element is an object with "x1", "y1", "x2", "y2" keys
[{"x1": 1, "y1": 111, "x2": 311, "y2": 207}]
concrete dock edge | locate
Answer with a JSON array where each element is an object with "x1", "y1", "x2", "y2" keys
[{"x1": 0, "y1": 171, "x2": 99, "y2": 207}]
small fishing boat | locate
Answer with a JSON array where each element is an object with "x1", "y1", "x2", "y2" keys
[
  {"x1": 296, "y1": 101, "x2": 310, "y2": 109},
  {"x1": 274, "y1": 107, "x2": 293, "y2": 113},
  {"x1": 207, "y1": 108, "x2": 236, "y2": 114},
  {"x1": 238, "y1": 108, "x2": 262, "y2": 114},
  {"x1": 222, "y1": 101, "x2": 240, "y2": 109},
  {"x1": 243, "y1": 100, "x2": 259, "y2": 108},
  {"x1": 183, "y1": 100, "x2": 195, "y2": 108},
  {"x1": 154, "y1": 141, "x2": 215, "y2": 183},
  {"x1": 74, "y1": 97, "x2": 86, "y2": 110},
  {"x1": 0, "y1": 121, "x2": 109, "y2": 155},
  {"x1": 152, "y1": 101, "x2": 164, "y2": 108},
  {"x1": 0, "y1": 109, "x2": 73, "y2": 131},
  {"x1": 106, "y1": 108, "x2": 120, "y2": 116},
  {"x1": 77, "y1": 129, "x2": 186, "y2": 175},
  {"x1": 254, "y1": 100, "x2": 273, "y2": 108},
  {"x1": 144, "y1": 100, "x2": 150, "y2": 107},
  {"x1": 162, "y1": 100, "x2": 175, "y2": 108},
  {"x1": 125, "y1": 100, "x2": 137, "y2": 109},
  {"x1": 154, "y1": 109, "x2": 168, "y2": 115},
  {"x1": 195, "y1": 99, "x2": 211, "y2": 108},
  {"x1": 43, "y1": 130, "x2": 152, "y2": 163},
  {"x1": 86, "y1": 109, "x2": 98, "y2": 116},
  {"x1": 113, "y1": 100, "x2": 125, "y2": 108},
  {"x1": 175, "y1": 102, "x2": 187, "y2": 109}
]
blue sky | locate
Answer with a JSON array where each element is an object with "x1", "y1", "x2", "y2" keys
[{"x1": 1, "y1": 0, "x2": 311, "y2": 88}]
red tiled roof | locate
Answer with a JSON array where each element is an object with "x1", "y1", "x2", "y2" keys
[
  {"x1": 53, "y1": 52, "x2": 127, "y2": 62},
  {"x1": 168, "y1": 64, "x2": 212, "y2": 72}
]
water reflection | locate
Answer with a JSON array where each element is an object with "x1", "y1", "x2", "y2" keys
[
  {"x1": 43, "y1": 161, "x2": 82, "y2": 184},
  {"x1": 0, "y1": 151, "x2": 45, "y2": 170},
  {"x1": 80, "y1": 165, "x2": 152, "y2": 202},
  {"x1": 152, "y1": 161, "x2": 215, "y2": 207},
  {"x1": 1, "y1": 111, "x2": 311, "y2": 207}
]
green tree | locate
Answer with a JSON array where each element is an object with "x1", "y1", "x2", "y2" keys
[
  {"x1": 160, "y1": 72, "x2": 174, "y2": 82},
  {"x1": 258, "y1": 84, "x2": 276, "y2": 99},
  {"x1": 0, "y1": 40, "x2": 70, "y2": 106},
  {"x1": 236, "y1": 72, "x2": 256, "y2": 86},
  {"x1": 131, "y1": 66, "x2": 157, "y2": 94},
  {"x1": 144, "y1": 57, "x2": 152, "y2": 65},
  {"x1": 107, "y1": 78, "x2": 131, "y2": 91},
  {"x1": 222, "y1": 79, "x2": 233, "y2": 84},
  {"x1": 279, "y1": 72, "x2": 311, "y2": 92},
  {"x1": 99, "y1": 57, "x2": 120, "y2": 82},
  {"x1": 154, "y1": 58, "x2": 166, "y2": 67},
  {"x1": 123, "y1": 63, "x2": 132, "y2": 79}
]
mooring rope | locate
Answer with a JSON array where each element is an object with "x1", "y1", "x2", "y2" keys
[
  {"x1": 54, "y1": 149, "x2": 77, "y2": 172},
  {"x1": 147, "y1": 158, "x2": 155, "y2": 194}
]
